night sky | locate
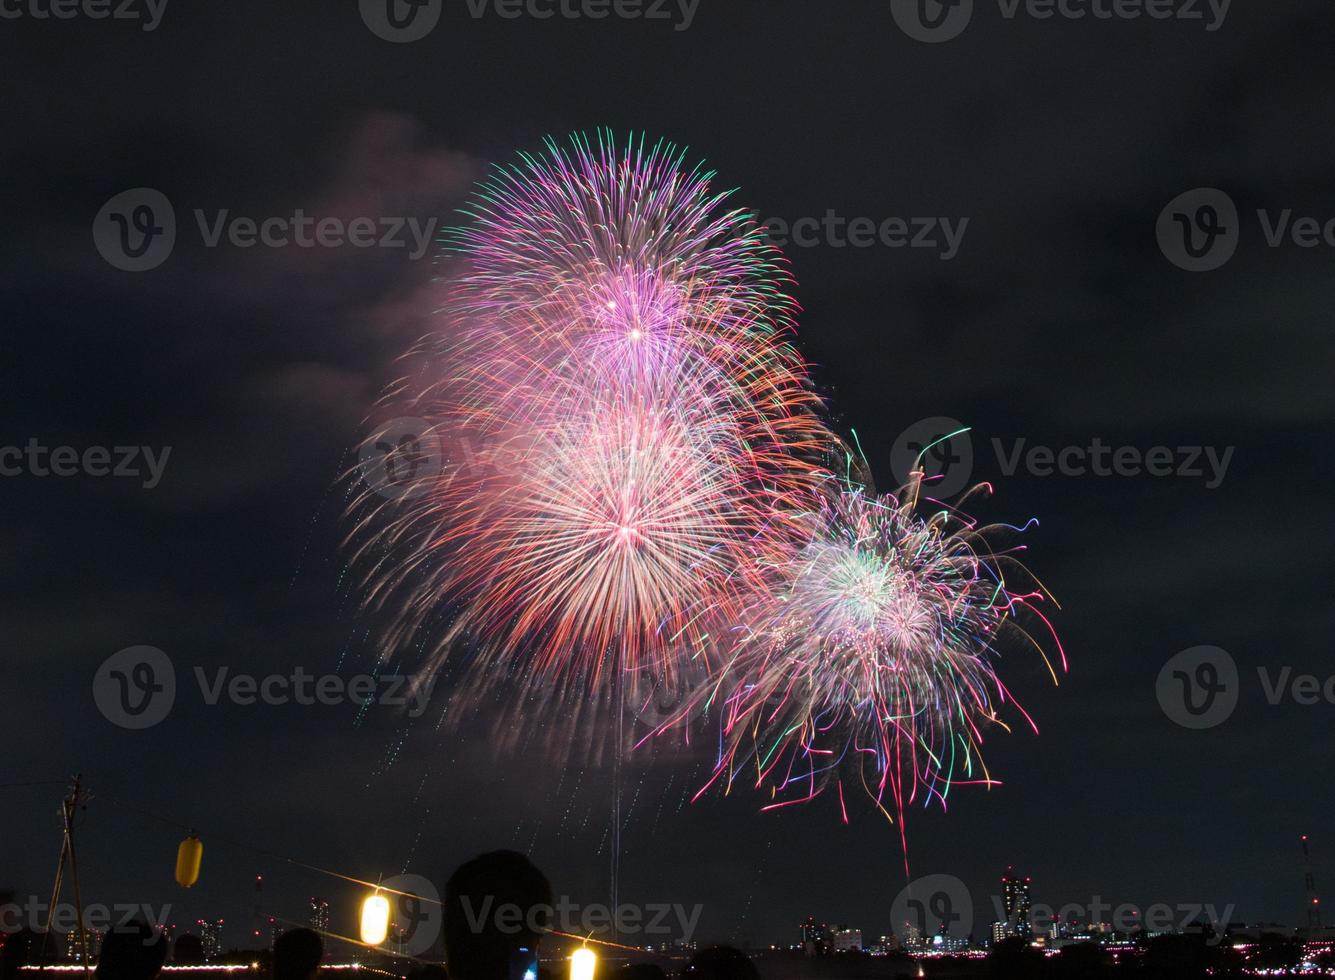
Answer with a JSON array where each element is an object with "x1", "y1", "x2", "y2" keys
[{"x1": 5, "y1": 0, "x2": 1335, "y2": 954}]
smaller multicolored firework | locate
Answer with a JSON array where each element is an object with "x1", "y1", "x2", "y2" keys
[{"x1": 689, "y1": 471, "x2": 1065, "y2": 860}]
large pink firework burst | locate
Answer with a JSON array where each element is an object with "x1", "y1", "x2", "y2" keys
[{"x1": 347, "y1": 132, "x2": 835, "y2": 723}]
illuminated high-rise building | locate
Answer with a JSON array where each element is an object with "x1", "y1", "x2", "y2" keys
[
  {"x1": 830, "y1": 926, "x2": 861, "y2": 952},
  {"x1": 63, "y1": 927, "x2": 101, "y2": 962},
  {"x1": 251, "y1": 875, "x2": 267, "y2": 949},
  {"x1": 1001, "y1": 868, "x2": 1032, "y2": 939},
  {"x1": 309, "y1": 898, "x2": 330, "y2": 937},
  {"x1": 799, "y1": 916, "x2": 830, "y2": 956},
  {"x1": 932, "y1": 931, "x2": 970, "y2": 953},
  {"x1": 871, "y1": 934, "x2": 897, "y2": 954},
  {"x1": 197, "y1": 919, "x2": 223, "y2": 961},
  {"x1": 1303, "y1": 836, "x2": 1323, "y2": 929}
]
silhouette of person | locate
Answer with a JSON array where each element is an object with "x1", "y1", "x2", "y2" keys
[
  {"x1": 682, "y1": 947, "x2": 758, "y2": 980},
  {"x1": 444, "y1": 851, "x2": 553, "y2": 980},
  {"x1": 172, "y1": 935, "x2": 204, "y2": 965},
  {"x1": 272, "y1": 928, "x2": 323, "y2": 980},
  {"x1": 95, "y1": 921, "x2": 168, "y2": 980},
  {"x1": 1, "y1": 928, "x2": 38, "y2": 980},
  {"x1": 616, "y1": 964, "x2": 667, "y2": 980}
]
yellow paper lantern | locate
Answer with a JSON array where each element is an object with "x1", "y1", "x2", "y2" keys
[
  {"x1": 570, "y1": 948, "x2": 597, "y2": 980},
  {"x1": 175, "y1": 835, "x2": 203, "y2": 888},
  {"x1": 360, "y1": 892, "x2": 391, "y2": 946}
]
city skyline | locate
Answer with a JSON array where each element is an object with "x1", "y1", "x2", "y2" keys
[{"x1": 10, "y1": 835, "x2": 1328, "y2": 956}]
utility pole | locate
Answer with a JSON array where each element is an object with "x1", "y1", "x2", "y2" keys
[
  {"x1": 1302, "y1": 835, "x2": 1323, "y2": 929},
  {"x1": 40, "y1": 775, "x2": 91, "y2": 976}
]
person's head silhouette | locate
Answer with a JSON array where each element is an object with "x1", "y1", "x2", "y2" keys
[
  {"x1": 1, "y1": 928, "x2": 38, "y2": 980},
  {"x1": 682, "y1": 947, "x2": 758, "y2": 980},
  {"x1": 444, "y1": 851, "x2": 552, "y2": 980},
  {"x1": 172, "y1": 935, "x2": 204, "y2": 965},
  {"x1": 616, "y1": 964, "x2": 667, "y2": 980},
  {"x1": 95, "y1": 922, "x2": 168, "y2": 980},
  {"x1": 272, "y1": 928, "x2": 323, "y2": 980}
]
